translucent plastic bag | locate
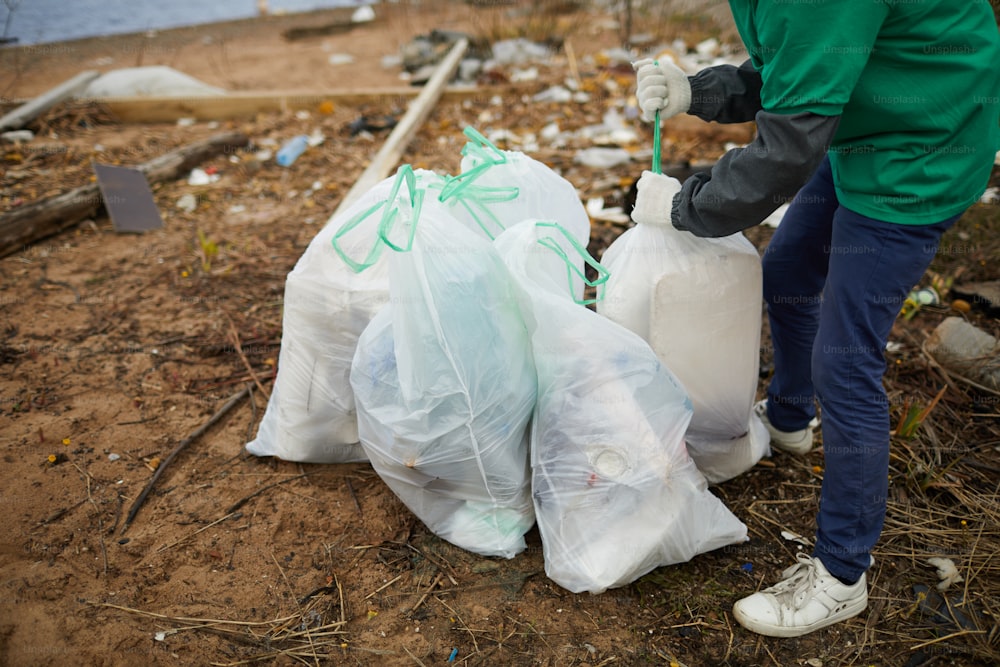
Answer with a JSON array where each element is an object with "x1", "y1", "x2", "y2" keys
[
  {"x1": 495, "y1": 220, "x2": 747, "y2": 593},
  {"x1": 441, "y1": 127, "x2": 591, "y2": 270},
  {"x1": 599, "y1": 220, "x2": 769, "y2": 484},
  {"x1": 245, "y1": 169, "x2": 446, "y2": 463},
  {"x1": 351, "y1": 166, "x2": 536, "y2": 559}
]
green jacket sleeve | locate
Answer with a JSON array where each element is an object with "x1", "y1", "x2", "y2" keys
[
  {"x1": 687, "y1": 60, "x2": 763, "y2": 124},
  {"x1": 670, "y1": 111, "x2": 840, "y2": 238}
]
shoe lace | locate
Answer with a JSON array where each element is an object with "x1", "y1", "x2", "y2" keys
[{"x1": 767, "y1": 553, "x2": 819, "y2": 608}]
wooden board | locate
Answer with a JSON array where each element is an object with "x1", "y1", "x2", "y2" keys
[
  {"x1": 95, "y1": 85, "x2": 482, "y2": 124},
  {"x1": 0, "y1": 70, "x2": 100, "y2": 131},
  {"x1": 332, "y1": 38, "x2": 469, "y2": 216}
]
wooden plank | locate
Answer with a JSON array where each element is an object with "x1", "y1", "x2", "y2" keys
[
  {"x1": 333, "y1": 38, "x2": 469, "y2": 216},
  {"x1": 96, "y1": 85, "x2": 482, "y2": 123},
  {"x1": 0, "y1": 131, "x2": 249, "y2": 258},
  {"x1": 0, "y1": 70, "x2": 100, "y2": 131}
]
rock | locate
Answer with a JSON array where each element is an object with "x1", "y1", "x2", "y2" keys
[{"x1": 924, "y1": 317, "x2": 1000, "y2": 389}]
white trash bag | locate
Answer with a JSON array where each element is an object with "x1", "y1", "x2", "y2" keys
[
  {"x1": 440, "y1": 127, "x2": 591, "y2": 286},
  {"x1": 245, "y1": 169, "x2": 446, "y2": 463},
  {"x1": 599, "y1": 199, "x2": 769, "y2": 484},
  {"x1": 351, "y1": 166, "x2": 536, "y2": 559},
  {"x1": 495, "y1": 220, "x2": 747, "y2": 593}
]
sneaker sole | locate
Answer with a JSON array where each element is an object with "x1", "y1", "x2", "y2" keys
[{"x1": 733, "y1": 596, "x2": 867, "y2": 638}]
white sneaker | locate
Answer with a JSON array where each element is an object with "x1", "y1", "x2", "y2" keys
[
  {"x1": 754, "y1": 400, "x2": 813, "y2": 454},
  {"x1": 733, "y1": 553, "x2": 868, "y2": 637}
]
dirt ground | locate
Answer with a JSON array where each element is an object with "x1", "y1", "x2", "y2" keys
[{"x1": 1, "y1": 2, "x2": 999, "y2": 666}]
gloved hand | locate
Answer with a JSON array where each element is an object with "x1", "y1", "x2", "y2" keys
[
  {"x1": 630, "y1": 170, "x2": 682, "y2": 226},
  {"x1": 633, "y1": 57, "x2": 692, "y2": 123}
]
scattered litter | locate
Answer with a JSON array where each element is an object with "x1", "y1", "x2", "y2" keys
[
  {"x1": 586, "y1": 197, "x2": 629, "y2": 224},
  {"x1": 306, "y1": 129, "x2": 326, "y2": 147},
  {"x1": 94, "y1": 163, "x2": 164, "y2": 232},
  {"x1": 380, "y1": 53, "x2": 402, "y2": 69},
  {"x1": 912, "y1": 583, "x2": 980, "y2": 632},
  {"x1": 187, "y1": 168, "x2": 219, "y2": 185},
  {"x1": 805, "y1": 659, "x2": 823, "y2": 667},
  {"x1": 574, "y1": 147, "x2": 632, "y2": 169},
  {"x1": 695, "y1": 38, "x2": 721, "y2": 59},
  {"x1": 327, "y1": 53, "x2": 355, "y2": 66},
  {"x1": 228, "y1": 204, "x2": 246, "y2": 214},
  {"x1": 599, "y1": 47, "x2": 633, "y2": 67},
  {"x1": 107, "y1": 453, "x2": 121, "y2": 462},
  {"x1": 447, "y1": 647, "x2": 459, "y2": 662},
  {"x1": 981, "y1": 186, "x2": 999, "y2": 204},
  {"x1": 510, "y1": 67, "x2": 538, "y2": 83},
  {"x1": 885, "y1": 341, "x2": 904, "y2": 353},
  {"x1": 276, "y1": 135, "x2": 309, "y2": 167},
  {"x1": 926, "y1": 557, "x2": 964, "y2": 591},
  {"x1": 491, "y1": 38, "x2": 552, "y2": 65},
  {"x1": 532, "y1": 85, "x2": 571, "y2": 103},
  {"x1": 351, "y1": 5, "x2": 375, "y2": 23},
  {"x1": 176, "y1": 193, "x2": 198, "y2": 212},
  {"x1": 348, "y1": 114, "x2": 397, "y2": 136},
  {"x1": 780, "y1": 529, "x2": 813, "y2": 546},
  {"x1": 80, "y1": 66, "x2": 226, "y2": 98},
  {"x1": 176, "y1": 117, "x2": 196, "y2": 127},
  {"x1": 1, "y1": 130, "x2": 34, "y2": 143},
  {"x1": 294, "y1": 110, "x2": 310, "y2": 121},
  {"x1": 253, "y1": 149, "x2": 273, "y2": 162}
]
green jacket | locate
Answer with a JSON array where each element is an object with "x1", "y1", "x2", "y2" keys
[{"x1": 673, "y1": 0, "x2": 1000, "y2": 236}]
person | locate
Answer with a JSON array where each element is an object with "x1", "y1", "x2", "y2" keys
[{"x1": 630, "y1": 1, "x2": 1000, "y2": 638}]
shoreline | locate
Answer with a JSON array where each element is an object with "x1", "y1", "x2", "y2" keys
[{"x1": 0, "y1": 2, "x2": 479, "y2": 101}]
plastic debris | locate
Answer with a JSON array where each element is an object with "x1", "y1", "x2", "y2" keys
[
  {"x1": 328, "y1": 53, "x2": 355, "y2": 65},
  {"x1": 511, "y1": 66, "x2": 539, "y2": 82},
  {"x1": 187, "y1": 168, "x2": 219, "y2": 185},
  {"x1": 927, "y1": 557, "x2": 964, "y2": 591},
  {"x1": 532, "y1": 85, "x2": 571, "y2": 103},
  {"x1": 176, "y1": 193, "x2": 198, "y2": 212},
  {"x1": 573, "y1": 147, "x2": 632, "y2": 169},
  {"x1": 351, "y1": 5, "x2": 375, "y2": 23},
  {"x1": 491, "y1": 38, "x2": 552, "y2": 65},
  {"x1": 276, "y1": 135, "x2": 309, "y2": 166},
  {"x1": 80, "y1": 66, "x2": 225, "y2": 98},
  {"x1": 1, "y1": 130, "x2": 34, "y2": 143},
  {"x1": 586, "y1": 197, "x2": 629, "y2": 224}
]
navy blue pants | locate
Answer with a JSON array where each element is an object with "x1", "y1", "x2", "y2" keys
[{"x1": 762, "y1": 157, "x2": 959, "y2": 583}]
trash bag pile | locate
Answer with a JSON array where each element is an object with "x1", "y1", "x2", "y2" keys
[{"x1": 246, "y1": 126, "x2": 768, "y2": 593}]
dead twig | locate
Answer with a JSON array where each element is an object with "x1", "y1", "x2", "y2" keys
[
  {"x1": 121, "y1": 384, "x2": 252, "y2": 533},
  {"x1": 72, "y1": 462, "x2": 108, "y2": 575},
  {"x1": 225, "y1": 472, "x2": 311, "y2": 515},
  {"x1": 225, "y1": 313, "x2": 271, "y2": 400}
]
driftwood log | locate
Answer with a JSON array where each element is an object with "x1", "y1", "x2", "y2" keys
[{"x1": 0, "y1": 130, "x2": 249, "y2": 258}]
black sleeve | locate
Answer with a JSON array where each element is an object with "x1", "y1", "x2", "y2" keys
[
  {"x1": 670, "y1": 111, "x2": 841, "y2": 238},
  {"x1": 687, "y1": 60, "x2": 763, "y2": 124}
]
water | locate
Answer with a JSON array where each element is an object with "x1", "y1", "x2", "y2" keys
[{"x1": 0, "y1": 0, "x2": 369, "y2": 46}]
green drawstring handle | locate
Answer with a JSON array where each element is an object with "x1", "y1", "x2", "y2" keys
[
  {"x1": 331, "y1": 164, "x2": 423, "y2": 272},
  {"x1": 534, "y1": 221, "x2": 610, "y2": 306},
  {"x1": 435, "y1": 126, "x2": 521, "y2": 240},
  {"x1": 651, "y1": 60, "x2": 662, "y2": 175}
]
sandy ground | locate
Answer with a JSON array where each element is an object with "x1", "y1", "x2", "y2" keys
[{"x1": 1, "y1": 2, "x2": 998, "y2": 666}]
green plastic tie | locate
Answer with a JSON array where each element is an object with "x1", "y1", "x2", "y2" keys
[
  {"x1": 330, "y1": 198, "x2": 389, "y2": 273},
  {"x1": 378, "y1": 164, "x2": 423, "y2": 253},
  {"x1": 534, "y1": 221, "x2": 610, "y2": 306},
  {"x1": 330, "y1": 165, "x2": 422, "y2": 272}
]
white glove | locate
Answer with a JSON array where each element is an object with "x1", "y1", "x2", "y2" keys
[
  {"x1": 630, "y1": 170, "x2": 682, "y2": 227},
  {"x1": 634, "y1": 57, "x2": 692, "y2": 123}
]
